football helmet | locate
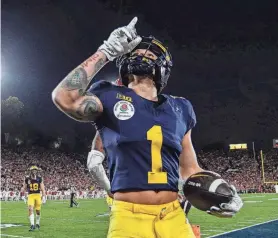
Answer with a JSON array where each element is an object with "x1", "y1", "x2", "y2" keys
[
  {"x1": 29, "y1": 166, "x2": 39, "y2": 176},
  {"x1": 29, "y1": 166, "x2": 39, "y2": 171},
  {"x1": 116, "y1": 36, "x2": 173, "y2": 93}
]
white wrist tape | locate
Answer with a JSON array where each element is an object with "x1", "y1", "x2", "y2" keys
[{"x1": 87, "y1": 150, "x2": 111, "y2": 191}]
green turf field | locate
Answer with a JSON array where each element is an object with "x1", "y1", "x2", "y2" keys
[{"x1": 1, "y1": 194, "x2": 278, "y2": 238}]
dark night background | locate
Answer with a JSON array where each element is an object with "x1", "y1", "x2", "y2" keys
[{"x1": 1, "y1": 0, "x2": 278, "y2": 151}]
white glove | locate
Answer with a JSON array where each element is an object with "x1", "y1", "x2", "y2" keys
[
  {"x1": 42, "y1": 196, "x2": 46, "y2": 204},
  {"x1": 207, "y1": 185, "x2": 243, "y2": 218},
  {"x1": 22, "y1": 196, "x2": 26, "y2": 204},
  {"x1": 98, "y1": 17, "x2": 142, "y2": 61}
]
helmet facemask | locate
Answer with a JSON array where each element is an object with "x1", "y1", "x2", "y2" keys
[
  {"x1": 29, "y1": 166, "x2": 39, "y2": 177},
  {"x1": 116, "y1": 36, "x2": 173, "y2": 93}
]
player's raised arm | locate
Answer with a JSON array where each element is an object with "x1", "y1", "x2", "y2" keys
[
  {"x1": 52, "y1": 52, "x2": 107, "y2": 122},
  {"x1": 52, "y1": 17, "x2": 142, "y2": 122}
]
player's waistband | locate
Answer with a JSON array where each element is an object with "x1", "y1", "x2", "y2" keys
[
  {"x1": 28, "y1": 193, "x2": 41, "y2": 196},
  {"x1": 112, "y1": 199, "x2": 181, "y2": 217}
]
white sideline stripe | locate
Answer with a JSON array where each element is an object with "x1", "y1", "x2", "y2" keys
[
  {"x1": 244, "y1": 200, "x2": 263, "y2": 203},
  {"x1": 241, "y1": 195, "x2": 265, "y2": 198},
  {"x1": 1, "y1": 235, "x2": 32, "y2": 238},
  {"x1": 209, "y1": 179, "x2": 227, "y2": 193},
  {"x1": 208, "y1": 218, "x2": 278, "y2": 238},
  {"x1": 237, "y1": 221, "x2": 258, "y2": 224},
  {"x1": 4, "y1": 215, "x2": 108, "y2": 223},
  {"x1": 51, "y1": 199, "x2": 102, "y2": 203}
]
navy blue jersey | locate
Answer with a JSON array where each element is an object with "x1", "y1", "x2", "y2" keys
[
  {"x1": 88, "y1": 81, "x2": 196, "y2": 193},
  {"x1": 25, "y1": 176, "x2": 43, "y2": 194}
]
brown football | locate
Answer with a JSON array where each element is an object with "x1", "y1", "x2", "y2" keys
[{"x1": 183, "y1": 171, "x2": 233, "y2": 211}]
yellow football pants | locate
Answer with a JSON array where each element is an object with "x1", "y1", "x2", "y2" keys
[
  {"x1": 27, "y1": 194, "x2": 42, "y2": 210},
  {"x1": 107, "y1": 200, "x2": 195, "y2": 238},
  {"x1": 106, "y1": 196, "x2": 114, "y2": 208}
]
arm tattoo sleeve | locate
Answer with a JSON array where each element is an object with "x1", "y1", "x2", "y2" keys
[
  {"x1": 93, "y1": 58, "x2": 105, "y2": 73},
  {"x1": 55, "y1": 54, "x2": 106, "y2": 121},
  {"x1": 61, "y1": 57, "x2": 106, "y2": 92},
  {"x1": 61, "y1": 67, "x2": 88, "y2": 91},
  {"x1": 85, "y1": 58, "x2": 106, "y2": 85},
  {"x1": 75, "y1": 93, "x2": 100, "y2": 121}
]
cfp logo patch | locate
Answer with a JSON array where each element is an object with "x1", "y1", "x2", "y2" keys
[
  {"x1": 113, "y1": 101, "x2": 135, "y2": 120},
  {"x1": 116, "y1": 93, "x2": 132, "y2": 102}
]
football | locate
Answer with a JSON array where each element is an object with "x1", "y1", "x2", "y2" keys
[{"x1": 183, "y1": 171, "x2": 234, "y2": 211}]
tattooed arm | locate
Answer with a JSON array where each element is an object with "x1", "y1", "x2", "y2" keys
[
  {"x1": 52, "y1": 51, "x2": 108, "y2": 122},
  {"x1": 52, "y1": 17, "x2": 141, "y2": 122}
]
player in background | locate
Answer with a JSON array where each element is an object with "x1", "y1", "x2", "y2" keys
[
  {"x1": 52, "y1": 17, "x2": 243, "y2": 237},
  {"x1": 70, "y1": 186, "x2": 79, "y2": 207},
  {"x1": 21, "y1": 166, "x2": 46, "y2": 231}
]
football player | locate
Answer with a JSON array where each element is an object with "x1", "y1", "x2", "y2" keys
[
  {"x1": 52, "y1": 17, "x2": 243, "y2": 237},
  {"x1": 21, "y1": 166, "x2": 46, "y2": 231},
  {"x1": 70, "y1": 186, "x2": 79, "y2": 207}
]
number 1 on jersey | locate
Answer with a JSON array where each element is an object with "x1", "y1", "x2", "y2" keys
[{"x1": 147, "y1": 125, "x2": 168, "y2": 184}]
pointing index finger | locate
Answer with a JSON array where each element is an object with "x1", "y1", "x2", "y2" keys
[{"x1": 127, "y1": 17, "x2": 138, "y2": 29}]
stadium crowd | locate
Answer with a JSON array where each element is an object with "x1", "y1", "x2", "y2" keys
[
  {"x1": 198, "y1": 149, "x2": 278, "y2": 193},
  {"x1": 1, "y1": 146, "x2": 106, "y2": 200},
  {"x1": 1, "y1": 145, "x2": 277, "y2": 201}
]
